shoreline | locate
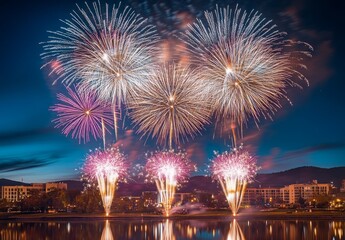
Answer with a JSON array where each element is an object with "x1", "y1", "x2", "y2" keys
[{"x1": 1, "y1": 210, "x2": 344, "y2": 221}]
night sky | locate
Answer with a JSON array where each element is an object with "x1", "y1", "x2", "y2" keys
[{"x1": 0, "y1": 0, "x2": 344, "y2": 183}]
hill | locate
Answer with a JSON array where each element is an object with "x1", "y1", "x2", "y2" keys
[
  {"x1": 249, "y1": 166, "x2": 345, "y2": 188},
  {"x1": 1, "y1": 166, "x2": 344, "y2": 194},
  {"x1": 0, "y1": 178, "x2": 30, "y2": 187}
]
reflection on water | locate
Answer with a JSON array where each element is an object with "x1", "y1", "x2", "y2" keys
[
  {"x1": 101, "y1": 220, "x2": 113, "y2": 240},
  {"x1": 227, "y1": 220, "x2": 245, "y2": 240},
  {"x1": 0, "y1": 219, "x2": 344, "y2": 240},
  {"x1": 155, "y1": 219, "x2": 175, "y2": 240}
]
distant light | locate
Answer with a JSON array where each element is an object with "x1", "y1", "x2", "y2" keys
[{"x1": 85, "y1": 110, "x2": 90, "y2": 115}]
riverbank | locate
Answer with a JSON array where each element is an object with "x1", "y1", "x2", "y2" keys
[{"x1": 1, "y1": 209, "x2": 344, "y2": 221}]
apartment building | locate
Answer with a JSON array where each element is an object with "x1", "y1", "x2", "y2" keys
[
  {"x1": 243, "y1": 187, "x2": 281, "y2": 205},
  {"x1": 283, "y1": 181, "x2": 330, "y2": 204},
  {"x1": 1, "y1": 182, "x2": 67, "y2": 202},
  {"x1": 243, "y1": 180, "x2": 331, "y2": 205}
]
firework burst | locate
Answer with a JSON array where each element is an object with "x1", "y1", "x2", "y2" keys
[
  {"x1": 83, "y1": 147, "x2": 127, "y2": 216},
  {"x1": 184, "y1": 5, "x2": 312, "y2": 131},
  {"x1": 145, "y1": 150, "x2": 195, "y2": 216},
  {"x1": 128, "y1": 0, "x2": 247, "y2": 64},
  {"x1": 41, "y1": 1, "x2": 159, "y2": 105},
  {"x1": 128, "y1": 0, "x2": 216, "y2": 63},
  {"x1": 50, "y1": 86, "x2": 113, "y2": 144},
  {"x1": 129, "y1": 63, "x2": 211, "y2": 149},
  {"x1": 211, "y1": 147, "x2": 258, "y2": 216}
]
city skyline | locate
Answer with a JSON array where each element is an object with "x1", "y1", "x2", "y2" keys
[{"x1": 1, "y1": 0, "x2": 344, "y2": 183}]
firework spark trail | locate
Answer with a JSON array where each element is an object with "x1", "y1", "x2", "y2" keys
[
  {"x1": 129, "y1": 0, "x2": 217, "y2": 63},
  {"x1": 129, "y1": 64, "x2": 212, "y2": 149},
  {"x1": 211, "y1": 147, "x2": 258, "y2": 216},
  {"x1": 183, "y1": 5, "x2": 312, "y2": 138},
  {"x1": 84, "y1": 147, "x2": 127, "y2": 216},
  {"x1": 42, "y1": 2, "x2": 159, "y2": 143},
  {"x1": 50, "y1": 86, "x2": 113, "y2": 144},
  {"x1": 145, "y1": 150, "x2": 195, "y2": 216},
  {"x1": 42, "y1": 1, "x2": 159, "y2": 104}
]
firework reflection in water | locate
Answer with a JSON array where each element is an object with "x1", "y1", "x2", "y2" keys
[
  {"x1": 211, "y1": 147, "x2": 258, "y2": 216},
  {"x1": 84, "y1": 147, "x2": 127, "y2": 216},
  {"x1": 101, "y1": 220, "x2": 114, "y2": 240},
  {"x1": 227, "y1": 219, "x2": 245, "y2": 240},
  {"x1": 155, "y1": 219, "x2": 175, "y2": 240},
  {"x1": 145, "y1": 150, "x2": 195, "y2": 216}
]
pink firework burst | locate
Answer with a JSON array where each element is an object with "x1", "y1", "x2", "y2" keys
[
  {"x1": 145, "y1": 150, "x2": 195, "y2": 182},
  {"x1": 211, "y1": 149, "x2": 258, "y2": 182},
  {"x1": 83, "y1": 147, "x2": 127, "y2": 181},
  {"x1": 145, "y1": 150, "x2": 195, "y2": 216},
  {"x1": 50, "y1": 86, "x2": 113, "y2": 143},
  {"x1": 83, "y1": 147, "x2": 127, "y2": 216}
]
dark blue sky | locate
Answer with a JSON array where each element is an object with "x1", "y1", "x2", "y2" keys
[{"x1": 0, "y1": 0, "x2": 344, "y2": 182}]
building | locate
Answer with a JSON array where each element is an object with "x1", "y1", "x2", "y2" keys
[
  {"x1": 117, "y1": 196, "x2": 142, "y2": 211},
  {"x1": 285, "y1": 181, "x2": 330, "y2": 204},
  {"x1": 1, "y1": 182, "x2": 68, "y2": 202},
  {"x1": 243, "y1": 187, "x2": 281, "y2": 205},
  {"x1": 1, "y1": 185, "x2": 44, "y2": 202},
  {"x1": 243, "y1": 180, "x2": 332, "y2": 206},
  {"x1": 174, "y1": 193, "x2": 192, "y2": 204},
  {"x1": 45, "y1": 182, "x2": 67, "y2": 192},
  {"x1": 142, "y1": 191, "x2": 158, "y2": 207},
  {"x1": 340, "y1": 180, "x2": 345, "y2": 193}
]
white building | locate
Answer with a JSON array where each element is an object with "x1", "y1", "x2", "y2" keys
[
  {"x1": 1, "y1": 185, "x2": 44, "y2": 202},
  {"x1": 284, "y1": 181, "x2": 330, "y2": 204},
  {"x1": 243, "y1": 187, "x2": 281, "y2": 205},
  {"x1": 243, "y1": 180, "x2": 331, "y2": 205},
  {"x1": 1, "y1": 182, "x2": 68, "y2": 202}
]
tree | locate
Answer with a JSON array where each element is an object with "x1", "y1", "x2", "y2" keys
[
  {"x1": 19, "y1": 189, "x2": 47, "y2": 212},
  {"x1": 75, "y1": 186, "x2": 102, "y2": 213},
  {"x1": 314, "y1": 194, "x2": 332, "y2": 208},
  {"x1": 298, "y1": 196, "x2": 306, "y2": 208},
  {"x1": 46, "y1": 189, "x2": 67, "y2": 211},
  {"x1": 0, "y1": 199, "x2": 10, "y2": 212}
]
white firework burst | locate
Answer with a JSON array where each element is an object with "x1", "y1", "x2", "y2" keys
[
  {"x1": 183, "y1": 5, "x2": 312, "y2": 127},
  {"x1": 128, "y1": 63, "x2": 212, "y2": 149},
  {"x1": 42, "y1": 1, "x2": 159, "y2": 105}
]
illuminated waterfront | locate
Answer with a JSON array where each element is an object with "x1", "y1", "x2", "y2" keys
[{"x1": 1, "y1": 219, "x2": 344, "y2": 240}]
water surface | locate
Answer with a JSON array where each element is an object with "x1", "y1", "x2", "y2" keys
[{"x1": 1, "y1": 219, "x2": 344, "y2": 239}]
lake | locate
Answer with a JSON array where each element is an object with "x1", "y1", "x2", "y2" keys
[{"x1": 0, "y1": 219, "x2": 344, "y2": 239}]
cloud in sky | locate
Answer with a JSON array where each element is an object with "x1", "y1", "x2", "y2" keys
[
  {"x1": 0, "y1": 158, "x2": 54, "y2": 173},
  {"x1": 259, "y1": 142, "x2": 345, "y2": 172},
  {"x1": 0, "y1": 128, "x2": 55, "y2": 144},
  {"x1": 279, "y1": 1, "x2": 334, "y2": 87}
]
